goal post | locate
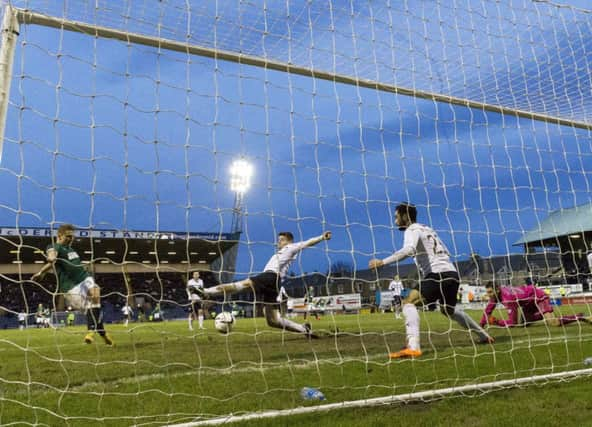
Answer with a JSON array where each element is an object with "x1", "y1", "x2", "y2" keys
[{"x1": 0, "y1": 5, "x2": 19, "y2": 163}]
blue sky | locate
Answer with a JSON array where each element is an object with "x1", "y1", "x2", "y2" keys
[{"x1": 1, "y1": 0, "x2": 591, "y2": 277}]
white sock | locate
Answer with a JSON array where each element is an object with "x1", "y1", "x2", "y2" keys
[
  {"x1": 403, "y1": 303, "x2": 420, "y2": 351},
  {"x1": 275, "y1": 317, "x2": 307, "y2": 333},
  {"x1": 188, "y1": 316, "x2": 193, "y2": 330},
  {"x1": 453, "y1": 307, "x2": 490, "y2": 340},
  {"x1": 198, "y1": 315, "x2": 204, "y2": 328},
  {"x1": 264, "y1": 308, "x2": 308, "y2": 334}
]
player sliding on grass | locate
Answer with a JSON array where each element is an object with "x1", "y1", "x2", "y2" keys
[
  {"x1": 32, "y1": 224, "x2": 113, "y2": 346},
  {"x1": 369, "y1": 203, "x2": 494, "y2": 359},
  {"x1": 200, "y1": 231, "x2": 331, "y2": 337},
  {"x1": 480, "y1": 282, "x2": 592, "y2": 328}
]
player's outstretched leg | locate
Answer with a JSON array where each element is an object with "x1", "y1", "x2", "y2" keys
[
  {"x1": 557, "y1": 313, "x2": 584, "y2": 326},
  {"x1": 264, "y1": 307, "x2": 317, "y2": 338},
  {"x1": 543, "y1": 312, "x2": 591, "y2": 327},
  {"x1": 202, "y1": 279, "x2": 254, "y2": 298},
  {"x1": 452, "y1": 307, "x2": 494, "y2": 344}
]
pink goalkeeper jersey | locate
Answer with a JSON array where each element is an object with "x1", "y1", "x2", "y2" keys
[{"x1": 480, "y1": 285, "x2": 548, "y2": 327}]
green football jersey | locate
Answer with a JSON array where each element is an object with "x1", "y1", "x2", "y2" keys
[{"x1": 48, "y1": 243, "x2": 90, "y2": 292}]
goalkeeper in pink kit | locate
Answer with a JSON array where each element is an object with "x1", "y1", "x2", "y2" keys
[{"x1": 480, "y1": 282, "x2": 591, "y2": 328}]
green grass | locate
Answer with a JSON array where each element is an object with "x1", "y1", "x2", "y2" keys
[
  {"x1": 1, "y1": 307, "x2": 591, "y2": 426},
  {"x1": 233, "y1": 376, "x2": 592, "y2": 427}
]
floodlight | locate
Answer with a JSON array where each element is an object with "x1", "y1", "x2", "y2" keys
[{"x1": 230, "y1": 159, "x2": 253, "y2": 194}]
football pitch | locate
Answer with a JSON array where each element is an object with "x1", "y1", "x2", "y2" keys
[{"x1": 1, "y1": 308, "x2": 592, "y2": 426}]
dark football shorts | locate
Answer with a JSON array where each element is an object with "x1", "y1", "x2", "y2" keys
[
  {"x1": 250, "y1": 271, "x2": 282, "y2": 304},
  {"x1": 420, "y1": 271, "x2": 460, "y2": 311}
]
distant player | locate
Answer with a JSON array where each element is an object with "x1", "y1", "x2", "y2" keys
[
  {"x1": 42, "y1": 307, "x2": 51, "y2": 328},
  {"x1": 136, "y1": 303, "x2": 145, "y2": 322},
  {"x1": 303, "y1": 285, "x2": 320, "y2": 320},
  {"x1": 35, "y1": 304, "x2": 45, "y2": 328},
  {"x1": 388, "y1": 275, "x2": 403, "y2": 319},
  {"x1": 32, "y1": 224, "x2": 113, "y2": 346},
  {"x1": 480, "y1": 282, "x2": 592, "y2": 328},
  {"x1": 200, "y1": 231, "x2": 331, "y2": 337},
  {"x1": 18, "y1": 310, "x2": 26, "y2": 330},
  {"x1": 66, "y1": 307, "x2": 75, "y2": 326},
  {"x1": 151, "y1": 304, "x2": 163, "y2": 322},
  {"x1": 369, "y1": 203, "x2": 493, "y2": 359},
  {"x1": 121, "y1": 303, "x2": 134, "y2": 326},
  {"x1": 187, "y1": 271, "x2": 205, "y2": 330}
]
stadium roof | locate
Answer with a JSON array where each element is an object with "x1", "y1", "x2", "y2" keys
[
  {"x1": 514, "y1": 203, "x2": 592, "y2": 245},
  {"x1": 0, "y1": 227, "x2": 240, "y2": 272}
]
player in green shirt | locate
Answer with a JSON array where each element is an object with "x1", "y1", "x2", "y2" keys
[{"x1": 32, "y1": 223, "x2": 113, "y2": 346}]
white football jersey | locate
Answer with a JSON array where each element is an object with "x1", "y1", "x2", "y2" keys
[
  {"x1": 187, "y1": 278, "x2": 204, "y2": 300},
  {"x1": 388, "y1": 280, "x2": 403, "y2": 296},
  {"x1": 383, "y1": 223, "x2": 456, "y2": 275},
  {"x1": 263, "y1": 241, "x2": 308, "y2": 279}
]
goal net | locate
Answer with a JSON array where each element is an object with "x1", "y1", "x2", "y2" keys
[{"x1": 1, "y1": 0, "x2": 592, "y2": 425}]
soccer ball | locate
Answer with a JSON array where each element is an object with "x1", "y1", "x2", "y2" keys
[{"x1": 214, "y1": 312, "x2": 235, "y2": 334}]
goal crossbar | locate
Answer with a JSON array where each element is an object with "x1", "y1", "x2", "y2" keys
[{"x1": 11, "y1": 7, "x2": 592, "y2": 132}]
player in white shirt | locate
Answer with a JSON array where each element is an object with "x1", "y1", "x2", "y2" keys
[
  {"x1": 388, "y1": 275, "x2": 404, "y2": 319},
  {"x1": 43, "y1": 309, "x2": 51, "y2": 328},
  {"x1": 18, "y1": 311, "x2": 27, "y2": 330},
  {"x1": 35, "y1": 304, "x2": 45, "y2": 328},
  {"x1": 200, "y1": 231, "x2": 331, "y2": 337},
  {"x1": 121, "y1": 303, "x2": 134, "y2": 326},
  {"x1": 187, "y1": 271, "x2": 205, "y2": 330},
  {"x1": 369, "y1": 203, "x2": 494, "y2": 359}
]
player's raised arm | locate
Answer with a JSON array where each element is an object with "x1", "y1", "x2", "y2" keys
[
  {"x1": 369, "y1": 245, "x2": 416, "y2": 269},
  {"x1": 369, "y1": 228, "x2": 418, "y2": 269},
  {"x1": 480, "y1": 299, "x2": 499, "y2": 327},
  {"x1": 300, "y1": 231, "x2": 332, "y2": 249},
  {"x1": 369, "y1": 203, "x2": 420, "y2": 270}
]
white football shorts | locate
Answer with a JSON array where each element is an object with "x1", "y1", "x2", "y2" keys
[{"x1": 65, "y1": 277, "x2": 98, "y2": 311}]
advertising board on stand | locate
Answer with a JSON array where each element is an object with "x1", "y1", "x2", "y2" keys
[{"x1": 288, "y1": 293, "x2": 361, "y2": 314}]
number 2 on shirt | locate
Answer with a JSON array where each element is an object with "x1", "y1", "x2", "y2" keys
[{"x1": 427, "y1": 234, "x2": 447, "y2": 256}]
